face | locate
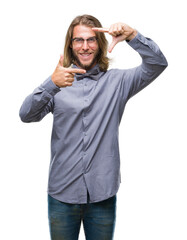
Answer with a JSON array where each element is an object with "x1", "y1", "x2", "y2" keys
[{"x1": 71, "y1": 25, "x2": 99, "y2": 70}]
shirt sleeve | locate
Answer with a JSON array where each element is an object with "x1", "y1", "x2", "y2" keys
[
  {"x1": 19, "y1": 77, "x2": 61, "y2": 122},
  {"x1": 120, "y1": 32, "x2": 168, "y2": 102}
]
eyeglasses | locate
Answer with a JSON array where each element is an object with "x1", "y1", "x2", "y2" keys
[{"x1": 71, "y1": 36, "x2": 98, "y2": 47}]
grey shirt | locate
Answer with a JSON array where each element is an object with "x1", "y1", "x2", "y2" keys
[{"x1": 19, "y1": 32, "x2": 168, "y2": 204}]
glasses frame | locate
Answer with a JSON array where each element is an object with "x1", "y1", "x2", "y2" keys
[{"x1": 71, "y1": 36, "x2": 98, "y2": 47}]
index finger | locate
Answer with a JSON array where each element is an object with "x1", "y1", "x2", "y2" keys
[
  {"x1": 92, "y1": 27, "x2": 109, "y2": 33},
  {"x1": 66, "y1": 68, "x2": 86, "y2": 74}
]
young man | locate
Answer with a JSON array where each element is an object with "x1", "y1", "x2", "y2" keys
[{"x1": 19, "y1": 15, "x2": 168, "y2": 240}]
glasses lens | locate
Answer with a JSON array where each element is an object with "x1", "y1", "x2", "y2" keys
[{"x1": 72, "y1": 37, "x2": 97, "y2": 47}]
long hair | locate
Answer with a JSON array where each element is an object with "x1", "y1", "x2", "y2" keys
[{"x1": 63, "y1": 15, "x2": 110, "y2": 71}]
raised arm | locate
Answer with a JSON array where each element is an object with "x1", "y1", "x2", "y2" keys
[{"x1": 94, "y1": 22, "x2": 168, "y2": 101}]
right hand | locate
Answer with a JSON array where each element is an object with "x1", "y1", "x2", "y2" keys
[{"x1": 51, "y1": 55, "x2": 86, "y2": 88}]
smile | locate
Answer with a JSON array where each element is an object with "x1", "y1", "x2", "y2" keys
[{"x1": 79, "y1": 53, "x2": 93, "y2": 60}]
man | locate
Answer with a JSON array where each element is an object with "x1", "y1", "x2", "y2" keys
[{"x1": 19, "y1": 14, "x2": 168, "y2": 240}]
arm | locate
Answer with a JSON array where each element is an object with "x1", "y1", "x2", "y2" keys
[
  {"x1": 122, "y1": 31, "x2": 168, "y2": 100},
  {"x1": 19, "y1": 77, "x2": 60, "y2": 123},
  {"x1": 93, "y1": 23, "x2": 168, "y2": 99},
  {"x1": 19, "y1": 56, "x2": 86, "y2": 123}
]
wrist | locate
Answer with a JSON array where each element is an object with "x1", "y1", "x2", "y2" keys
[
  {"x1": 126, "y1": 29, "x2": 137, "y2": 41},
  {"x1": 41, "y1": 76, "x2": 61, "y2": 95},
  {"x1": 51, "y1": 74, "x2": 60, "y2": 88}
]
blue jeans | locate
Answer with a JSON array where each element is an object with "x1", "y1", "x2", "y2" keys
[{"x1": 48, "y1": 194, "x2": 116, "y2": 240}]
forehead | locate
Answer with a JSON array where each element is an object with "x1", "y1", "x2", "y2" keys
[{"x1": 73, "y1": 25, "x2": 96, "y2": 38}]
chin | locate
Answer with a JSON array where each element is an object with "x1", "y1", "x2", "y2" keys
[
  {"x1": 72, "y1": 50, "x2": 99, "y2": 70},
  {"x1": 81, "y1": 63, "x2": 92, "y2": 70},
  {"x1": 79, "y1": 60, "x2": 96, "y2": 70}
]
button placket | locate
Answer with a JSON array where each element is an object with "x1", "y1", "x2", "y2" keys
[{"x1": 81, "y1": 79, "x2": 88, "y2": 171}]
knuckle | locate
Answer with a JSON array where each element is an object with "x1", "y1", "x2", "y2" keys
[
  {"x1": 65, "y1": 72, "x2": 69, "y2": 77},
  {"x1": 69, "y1": 78, "x2": 74, "y2": 83},
  {"x1": 109, "y1": 30, "x2": 113, "y2": 35}
]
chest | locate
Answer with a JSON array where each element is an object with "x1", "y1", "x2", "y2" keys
[{"x1": 53, "y1": 75, "x2": 121, "y2": 117}]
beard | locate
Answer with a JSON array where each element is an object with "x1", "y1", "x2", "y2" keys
[{"x1": 72, "y1": 50, "x2": 99, "y2": 70}]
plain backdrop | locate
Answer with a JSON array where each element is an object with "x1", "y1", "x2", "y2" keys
[{"x1": 0, "y1": 0, "x2": 186, "y2": 239}]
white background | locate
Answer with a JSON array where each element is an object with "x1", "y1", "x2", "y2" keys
[{"x1": 0, "y1": 0, "x2": 186, "y2": 239}]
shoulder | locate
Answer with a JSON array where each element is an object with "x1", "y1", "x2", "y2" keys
[{"x1": 103, "y1": 68, "x2": 130, "y2": 82}]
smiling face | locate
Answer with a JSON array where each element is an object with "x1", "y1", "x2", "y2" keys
[{"x1": 71, "y1": 25, "x2": 99, "y2": 70}]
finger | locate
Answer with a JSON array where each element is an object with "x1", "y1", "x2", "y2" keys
[
  {"x1": 65, "y1": 82, "x2": 73, "y2": 87},
  {"x1": 92, "y1": 27, "x2": 109, "y2": 33},
  {"x1": 67, "y1": 78, "x2": 74, "y2": 83},
  {"x1": 66, "y1": 76, "x2": 75, "y2": 83},
  {"x1": 59, "y1": 54, "x2": 64, "y2": 66},
  {"x1": 65, "y1": 72, "x2": 75, "y2": 77},
  {"x1": 66, "y1": 68, "x2": 86, "y2": 74},
  {"x1": 65, "y1": 73, "x2": 74, "y2": 80},
  {"x1": 108, "y1": 38, "x2": 118, "y2": 53},
  {"x1": 109, "y1": 24, "x2": 123, "y2": 37},
  {"x1": 109, "y1": 24, "x2": 116, "y2": 35}
]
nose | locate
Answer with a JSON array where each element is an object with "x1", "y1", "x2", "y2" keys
[{"x1": 82, "y1": 40, "x2": 89, "y2": 50}]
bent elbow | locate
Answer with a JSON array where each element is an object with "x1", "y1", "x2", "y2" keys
[
  {"x1": 161, "y1": 54, "x2": 168, "y2": 68},
  {"x1": 19, "y1": 109, "x2": 31, "y2": 123},
  {"x1": 163, "y1": 58, "x2": 168, "y2": 68}
]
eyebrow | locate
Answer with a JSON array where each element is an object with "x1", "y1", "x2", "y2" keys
[{"x1": 72, "y1": 36, "x2": 96, "y2": 39}]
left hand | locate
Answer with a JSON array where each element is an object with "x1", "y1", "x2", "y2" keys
[{"x1": 92, "y1": 23, "x2": 137, "y2": 53}]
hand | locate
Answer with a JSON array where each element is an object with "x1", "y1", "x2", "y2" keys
[
  {"x1": 51, "y1": 55, "x2": 86, "y2": 88},
  {"x1": 92, "y1": 23, "x2": 137, "y2": 53}
]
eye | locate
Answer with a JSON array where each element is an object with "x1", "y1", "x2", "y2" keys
[
  {"x1": 74, "y1": 38, "x2": 84, "y2": 43},
  {"x1": 87, "y1": 37, "x2": 97, "y2": 43}
]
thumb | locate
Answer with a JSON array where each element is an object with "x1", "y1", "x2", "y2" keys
[
  {"x1": 59, "y1": 54, "x2": 64, "y2": 66},
  {"x1": 108, "y1": 37, "x2": 118, "y2": 53}
]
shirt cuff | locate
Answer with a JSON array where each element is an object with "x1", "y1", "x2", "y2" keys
[
  {"x1": 41, "y1": 76, "x2": 61, "y2": 96},
  {"x1": 127, "y1": 31, "x2": 143, "y2": 50}
]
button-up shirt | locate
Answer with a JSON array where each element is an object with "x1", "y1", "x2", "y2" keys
[{"x1": 19, "y1": 32, "x2": 168, "y2": 204}]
